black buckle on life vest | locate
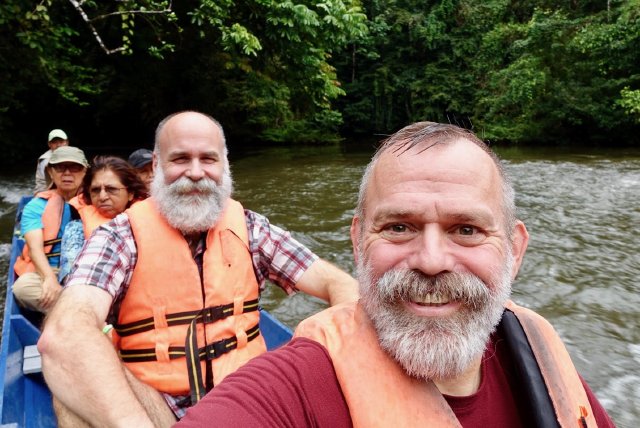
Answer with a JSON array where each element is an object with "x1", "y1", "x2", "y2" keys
[
  {"x1": 201, "y1": 305, "x2": 229, "y2": 324},
  {"x1": 200, "y1": 323, "x2": 261, "y2": 361},
  {"x1": 186, "y1": 322, "x2": 261, "y2": 405},
  {"x1": 205, "y1": 338, "x2": 231, "y2": 360}
]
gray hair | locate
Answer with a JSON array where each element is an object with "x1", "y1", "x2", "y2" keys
[{"x1": 355, "y1": 122, "x2": 517, "y2": 236}]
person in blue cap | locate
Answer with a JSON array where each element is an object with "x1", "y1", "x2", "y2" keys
[{"x1": 128, "y1": 148, "x2": 154, "y2": 193}]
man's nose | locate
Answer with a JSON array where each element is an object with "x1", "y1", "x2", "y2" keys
[
  {"x1": 405, "y1": 227, "x2": 453, "y2": 276},
  {"x1": 185, "y1": 160, "x2": 205, "y2": 180}
]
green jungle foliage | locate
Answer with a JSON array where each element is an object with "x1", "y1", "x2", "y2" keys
[
  {"x1": 1, "y1": 0, "x2": 638, "y2": 165},
  {"x1": 334, "y1": 0, "x2": 640, "y2": 144}
]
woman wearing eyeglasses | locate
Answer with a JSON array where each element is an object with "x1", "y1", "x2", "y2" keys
[
  {"x1": 58, "y1": 156, "x2": 147, "y2": 283},
  {"x1": 13, "y1": 146, "x2": 89, "y2": 313}
]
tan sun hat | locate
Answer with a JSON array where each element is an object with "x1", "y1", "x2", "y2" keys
[{"x1": 48, "y1": 146, "x2": 89, "y2": 167}]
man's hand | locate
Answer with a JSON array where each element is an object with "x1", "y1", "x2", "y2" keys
[
  {"x1": 40, "y1": 274, "x2": 62, "y2": 310},
  {"x1": 23, "y1": 228, "x2": 62, "y2": 311}
]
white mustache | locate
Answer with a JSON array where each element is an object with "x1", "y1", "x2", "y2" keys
[
  {"x1": 376, "y1": 270, "x2": 492, "y2": 309},
  {"x1": 170, "y1": 176, "x2": 217, "y2": 194}
]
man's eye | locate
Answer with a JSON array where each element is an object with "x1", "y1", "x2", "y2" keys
[
  {"x1": 379, "y1": 223, "x2": 414, "y2": 242},
  {"x1": 388, "y1": 224, "x2": 407, "y2": 233},
  {"x1": 458, "y1": 225, "x2": 476, "y2": 236}
]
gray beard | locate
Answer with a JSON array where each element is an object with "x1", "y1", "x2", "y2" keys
[
  {"x1": 151, "y1": 167, "x2": 233, "y2": 234},
  {"x1": 357, "y1": 254, "x2": 513, "y2": 381}
]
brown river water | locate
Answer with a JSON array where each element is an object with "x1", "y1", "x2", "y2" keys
[{"x1": 1, "y1": 143, "x2": 638, "y2": 426}]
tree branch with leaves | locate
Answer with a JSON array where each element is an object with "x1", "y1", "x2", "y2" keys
[{"x1": 67, "y1": 0, "x2": 176, "y2": 55}]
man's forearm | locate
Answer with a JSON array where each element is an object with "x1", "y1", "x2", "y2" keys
[
  {"x1": 295, "y1": 259, "x2": 359, "y2": 306},
  {"x1": 325, "y1": 269, "x2": 359, "y2": 306},
  {"x1": 39, "y1": 293, "x2": 155, "y2": 427},
  {"x1": 28, "y1": 241, "x2": 57, "y2": 281}
]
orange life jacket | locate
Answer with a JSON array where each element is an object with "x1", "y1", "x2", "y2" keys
[
  {"x1": 14, "y1": 191, "x2": 71, "y2": 275},
  {"x1": 70, "y1": 195, "x2": 113, "y2": 238},
  {"x1": 295, "y1": 300, "x2": 597, "y2": 428},
  {"x1": 114, "y1": 198, "x2": 266, "y2": 402}
]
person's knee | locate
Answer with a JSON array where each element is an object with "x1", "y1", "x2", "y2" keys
[{"x1": 12, "y1": 273, "x2": 44, "y2": 311}]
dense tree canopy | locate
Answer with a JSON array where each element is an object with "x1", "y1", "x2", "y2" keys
[
  {"x1": 1, "y1": 0, "x2": 367, "y2": 162},
  {"x1": 335, "y1": 0, "x2": 639, "y2": 144},
  {"x1": 1, "y1": 0, "x2": 638, "y2": 165}
]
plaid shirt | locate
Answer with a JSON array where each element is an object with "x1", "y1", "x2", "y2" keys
[{"x1": 65, "y1": 208, "x2": 318, "y2": 418}]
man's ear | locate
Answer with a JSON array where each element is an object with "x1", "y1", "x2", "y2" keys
[
  {"x1": 510, "y1": 220, "x2": 529, "y2": 280},
  {"x1": 152, "y1": 153, "x2": 158, "y2": 172},
  {"x1": 351, "y1": 216, "x2": 361, "y2": 266}
]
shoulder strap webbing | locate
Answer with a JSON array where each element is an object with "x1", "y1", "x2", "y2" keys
[{"x1": 500, "y1": 309, "x2": 560, "y2": 428}]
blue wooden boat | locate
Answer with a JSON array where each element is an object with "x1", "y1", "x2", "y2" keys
[{"x1": 0, "y1": 196, "x2": 293, "y2": 427}]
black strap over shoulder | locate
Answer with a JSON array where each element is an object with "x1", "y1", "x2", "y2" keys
[{"x1": 500, "y1": 309, "x2": 560, "y2": 428}]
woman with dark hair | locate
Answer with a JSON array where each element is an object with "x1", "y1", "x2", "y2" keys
[
  {"x1": 79, "y1": 155, "x2": 148, "y2": 226},
  {"x1": 59, "y1": 155, "x2": 147, "y2": 281}
]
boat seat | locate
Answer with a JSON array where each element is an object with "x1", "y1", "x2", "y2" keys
[{"x1": 23, "y1": 345, "x2": 42, "y2": 375}]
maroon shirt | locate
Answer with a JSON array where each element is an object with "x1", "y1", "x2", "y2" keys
[{"x1": 177, "y1": 337, "x2": 615, "y2": 427}]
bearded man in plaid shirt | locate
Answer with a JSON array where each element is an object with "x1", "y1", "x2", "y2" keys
[{"x1": 39, "y1": 111, "x2": 358, "y2": 428}]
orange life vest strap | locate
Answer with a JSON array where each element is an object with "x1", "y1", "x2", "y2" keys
[
  {"x1": 113, "y1": 298, "x2": 260, "y2": 337},
  {"x1": 71, "y1": 195, "x2": 113, "y2": 238}
]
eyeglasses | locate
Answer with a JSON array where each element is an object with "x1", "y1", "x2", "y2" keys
[
  {"x1": 51, "y1": 163, "x2": 85, "y2": 173},
  {"x1": 89, "y1": 185, "x2": 127, "y2": 196}
]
